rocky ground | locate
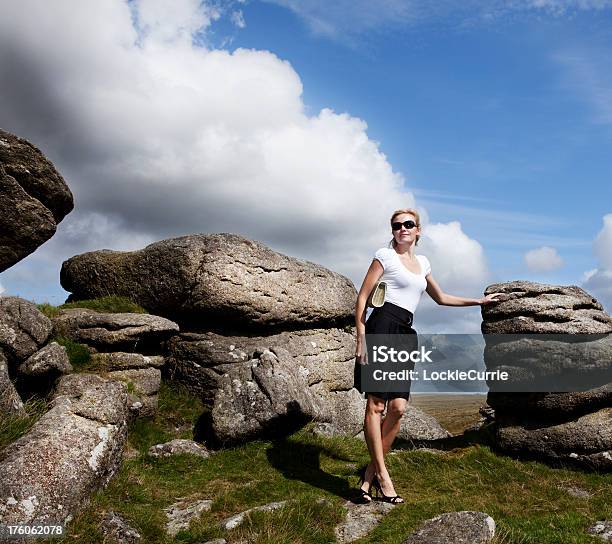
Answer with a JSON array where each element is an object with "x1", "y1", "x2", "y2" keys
[{"x1": 7, "y1": 381, "x2": 607, "y2": 544}]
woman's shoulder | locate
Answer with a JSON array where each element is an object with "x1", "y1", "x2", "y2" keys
[
  {"x1": 374, "y1": 247, "x2": 394, "y2": 259},
  {"x1": 416, "y1": 254, "x2": 432, "y2": 273}
]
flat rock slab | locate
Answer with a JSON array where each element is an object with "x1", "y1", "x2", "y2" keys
[
  {"x1": 588, "y1": 521, "x2": 612, "y2": 541},
  {"x1": 0, "y1": 374, "x2": 128, "y2": 524},
  {"x1": 488, "y1": 387, "x2": 612, "y2": 421},
  {"x1": 334, "y1": 499, "x2": 395, "y2": 543},
  {"x1": 0, "y1": 128, "x2": 73, "y2": 272},
  {"x1": 52, "y1": 309, "x2": 179, "y2": 353},
  {"x1": 90, "y1": 352, "x2": 165, "y2": 371},
  {"x1": 148, "y1": 439, "x2": 210, "y2": 459},
  {"x1": 481, "y1": 281, "x2": 612, "y2": 334},
  {"x1": 164, "y1": 497, "x2": 212, "y2": 536},
  {"x1": 402, "y1": 511, "x2": 496, "y2": 544},
  {"x1": 496, "y1": 407, "x2": 612, "y2": 471},
  {"x1": 100, "y1": 511, "x2": 141, "y2": 544},
  {"x1": 18, "y1": 342, "x2": 72, "y2": 377},
  {"x1": 219, "y1": 500, "x2": 288, "y2": 531},
  {"x1": 0, "y1": 296, "x2": 52, "y2": 365},
  {"x1": 482, "y1": 334, "x2": 612, "y2": 388},
  {"x1": 167, "y1": 328, "x2": 355, "y2": 403},
  {"x1": 60, "y1": 233, "x2": 356, "y2": 331}
]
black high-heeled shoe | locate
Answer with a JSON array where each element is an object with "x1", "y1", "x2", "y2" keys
[
  {"x1": 354, "y1": 467, "x2": 373, "y2": 504},
  {"x1": 372, "y1": 477, "x2": 404, "y2": 504}
]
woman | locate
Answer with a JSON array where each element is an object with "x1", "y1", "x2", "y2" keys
[{"x1": 354, "y1": 208, "x2": 503, "y2": 504}]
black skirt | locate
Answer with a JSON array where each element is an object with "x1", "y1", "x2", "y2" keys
[{"x1": 354, "y1": 301, "x2": 418, "y2": 401}]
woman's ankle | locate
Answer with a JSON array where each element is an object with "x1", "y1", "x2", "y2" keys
[{"x1": 375, "y1": 468, "x2": 390, "y2": 481}]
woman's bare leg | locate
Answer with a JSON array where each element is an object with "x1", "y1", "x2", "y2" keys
[
  {"x1": 362, "y1": 397, "x2": 407, "y2": 498},
  {"x1": 360, "y1": 395, "x2": 386, "y2": 494}
]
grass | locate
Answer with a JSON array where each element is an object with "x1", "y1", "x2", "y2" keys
[
  {"x1": 37, "y1": 296, "x2": 147, "y2": 317},
  {"x1": 0, "y1": 397, "x2": 48, "y2": 453},
  {"x1": 52, "y1": 336, "x2": 92, "y2": 369},
  {"x1": 46, "y1": 382, "x2": 611, "y2": 544}
]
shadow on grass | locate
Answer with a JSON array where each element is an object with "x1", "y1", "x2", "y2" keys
[{"x1": 266, "y1": 437, "x2": 355, "y2": 501}]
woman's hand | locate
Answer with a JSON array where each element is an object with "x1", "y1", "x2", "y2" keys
[
  {"x1": 480, "y1": 292, "x2": 505, "y2": 305},
  {"x1": 355, "y1": 332, "x2": 368, "y2": 364}
]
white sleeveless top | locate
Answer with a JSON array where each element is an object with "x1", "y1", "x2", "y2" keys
[{"x1": 373, "y1": 247, "x2": 431, "y2": 313}]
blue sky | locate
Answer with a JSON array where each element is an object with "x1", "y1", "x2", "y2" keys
[
  {"x1": 0, "y1": 0, "x2": 611, "y2": 331},
  {"x1": 222, "y1": 1, "x2": 612, "y2": 283}
]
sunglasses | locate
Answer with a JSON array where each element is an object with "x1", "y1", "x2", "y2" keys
[{"x1": 392, "y1": 220, "x2": 418, "y2": 231}]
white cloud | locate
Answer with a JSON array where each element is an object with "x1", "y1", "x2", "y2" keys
[
  {"x1": 413, "y1": 221, "x2": 492, "y2": 333},
  {"x1": 594, "y1": 213, "x2": 612, "y2": 269},
  {"x1": 133, "y1": 0, "x2": 221, "y2": 42},
  {"x1": 231, "y1": 9, "x2": 246, "y2": 28},
  {"x1": 0, "y1": 0, "x2": 409, "y2": 294},
  {"x1": 0, "y1": 281, "x2": 5, "y2": 295},
  {"x1": 582, "y1": 214, "x2": 612, "y2": 311},
  {"x1": 0, "y1": 0, "x2": 494, "y2": 333},
  {"x1": 582, "y1": 267, "x2": 597, "y2": 281},
  {"x1": 524, "y1": 246, "x2": 564, "y2": 272}
]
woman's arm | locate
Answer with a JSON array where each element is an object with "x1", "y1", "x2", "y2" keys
[
  {"x1": 355, "y1": 259, "x2": 384, "y2": 333},
  {"x1": 354, "y1": 259, "x2": 384, "y2": 359},
  {"x1": 425, "y1": 274, "x2": 503, "y2": 307}
]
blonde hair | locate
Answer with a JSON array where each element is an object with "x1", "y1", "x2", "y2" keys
[{"x1": 388, "y1": 208, "x2": 421, "y2": 248}]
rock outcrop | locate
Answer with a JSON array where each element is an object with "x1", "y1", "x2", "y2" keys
[
  {"x1": 588, "y1": 520, "x2": 612, "y2": 542},
  {"x1": 334, "y1": 500, "x2": 395, "y2": 543},
  {"x1": 51, "y1": 309, "x2": 179, "y2": 353},
  {"x1": 49, "y1": 309, "x2": 176, "y2": 420},
  {"x1": 208, "y1": 348, "x2": 326, "y2": 446},
  {"x1": 401, "y1": 511, "x2": 496, "y2": 544},
  {"x1": 0, "y1": 374, "x2": 128, "y2": 525},
  {"x1": 167, "y1": 328, "x2": 365, "y2": 442},
  {"x1": 0, "y1": 296, "x2": 53, "y2": 365},
  {"x1": 100, "y1": 511, "x2": 142, "y2": 544},
  {"x1": 482, "y1": 281, "x2": 612, "y2": 470},
  {"x1": 60, "y1": 233, "x2": 356, "y2": 331},
  {"x1": 481, "y1": 281, "x2": 611, "y2": 334},
  {"x1": 108, "y1": 367, "x2": 161, "y2": 418},
  {"x1": 0, "y1": 128, "x2": 73, "y2": 272},
  {"x1": 60, "y1": 234, "x2": 449, "y2": 447},
  {"x1": 148, "y1": 439, "x2": 210, "y2": 459},
  {"x1": 165, "y1": 497, "x2": 213, "y2": 536},
  {"x1": 0, "y1": 351, "x2": 25, "y2": 417},
  {"x1": 18, "y1": 342, "x2": 72, "y2": 378},
  {"x1": 219, "y1": 501, "x2": 288, "y2": 531},
  {"x1": 0, "y1": 297, "x2": 62, "y2": 398}
]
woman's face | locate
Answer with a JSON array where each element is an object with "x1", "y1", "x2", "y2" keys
[{"x1": 392, "y1": 213, "x2": 420, "y2": 246}]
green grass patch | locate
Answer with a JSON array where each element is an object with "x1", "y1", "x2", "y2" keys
[
  {"x1": 128, "y1": 381, "x2": 206, "y2": 455},
  {"x1": 36, "y1": 302, "x2": 61, "y2": 318},
  {"x1": 52, "y1": 336, "x2": 91, "y2": 369},
  {"x1": 37, "y1": 296, "x2": 148, "y2": 317},
  {"x1": 50, "y1": 382, "x2": 612, "y2": 544},
  {"x1": 0, "y1": 397, "x2": 48, "y2": 452},
  {"x1": 59, "y1": 296, "x2": 148, "y2": 314}
]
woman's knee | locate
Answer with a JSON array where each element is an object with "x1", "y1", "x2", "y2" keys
[
  {"x1": 386, "y1": 400, "x2": 406, "y2": 420},
  {"x1": 365, "y1": 398, "x2": 386, "y2": 418}
]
